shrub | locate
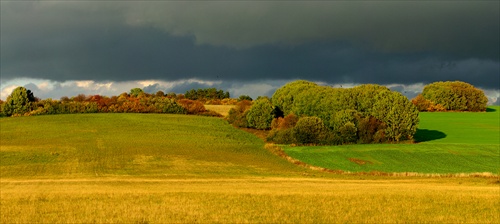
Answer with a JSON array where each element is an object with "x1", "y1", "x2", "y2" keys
[
  {"x1": 357, "y1": 116, "x2": 386, "y2": 144},
  {"x1": 267, "y1": 128, "x2": 296, "y2": 144},
  {"x1": 246, "y1": 97, "x2": 274, "y2": 130},
  {"x1": 271, "y1": 113, "x2": 299, "y2": 130},
  {"x1": 421, "y1": 81, "x2": 488, "y2": 111},
  {"x1": 227, "y1": 100, "x2": 252, "y2": 128},
  {"x1": 293, "y1": 116, "x2": 329, "y2": 144},
  {"x1": 177, "y1": 99, "x2": 206, "y2": 115}
]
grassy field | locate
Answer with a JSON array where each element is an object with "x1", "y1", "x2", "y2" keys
[
  {"x1": 1, "y1": 112, "x2": 499, "y2": 223},
  {"x1": 2, "y1": 178, "x2": 498, "y2": 223},
  {"x1": 283, "y1": 106, "x2": 500, "y2": 174},
  {"x1": 0, "y1": 114, "x2": 302, "y2": 178}
]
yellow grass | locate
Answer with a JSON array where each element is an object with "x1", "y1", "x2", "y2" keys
[
  {"x1": 1, "y1": 177, "x2": 499, "y2": 223},
  {"x1": 204, "y1": 105, "x2": 236, "y2": 117}
]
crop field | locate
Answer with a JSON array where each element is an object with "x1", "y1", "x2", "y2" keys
[
  {"x1": 283, "y1": 106, "x2": 500, "y2": 174},
  {"x1": 204, "y1": 105, "x2": 236, "y2": 117},
  {"x1": 1, "y1": 112, "x2": 499, "y2": 223}
]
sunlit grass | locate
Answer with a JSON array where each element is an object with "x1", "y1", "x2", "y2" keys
[
  {"x1": 1, "y1": 113, "x2": 499, "y2": 223},
  {"x1": 283, "y1": 106, "x2": 500, "y2": 174},
  {"x1": 0, "y1": 113, "x2": 303, "y2": 178},
  {"x1": 1, "y1": 178, "x2": 499, "y2": 223}
]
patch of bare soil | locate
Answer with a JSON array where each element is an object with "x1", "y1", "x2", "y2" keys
[{"x1": 349, "y1": 158, "x2": 373, "y2": 165}]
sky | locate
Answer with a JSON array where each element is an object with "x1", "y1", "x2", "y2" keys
[{"x1": 1, "y1": 1, "x2": 499, "y2": 104}]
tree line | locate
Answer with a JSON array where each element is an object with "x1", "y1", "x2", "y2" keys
[{"x1": 0, "y1": 87, "x2": 237, "y2": 117}]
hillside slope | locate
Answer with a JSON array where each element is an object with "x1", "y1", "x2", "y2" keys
[{"x1": 0, "y1": 114, "x2": 304, "y2": 178}]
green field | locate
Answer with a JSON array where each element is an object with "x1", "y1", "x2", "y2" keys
[
  {"x1": 0, "y1": 114, "x2": 303, "y2": 178},
  {"x1": 1, "y1": 112, "x2": 499, "y2": 223},
  {"x1": 284, "y1": 106, "x2": 500, "y2": 174}
]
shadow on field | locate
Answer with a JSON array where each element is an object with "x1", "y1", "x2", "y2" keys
[
  {"x1": 414, "y1": 129, "x2": 447, "y2": 143},
  {"x1": 486, "y1": 107, "x2": 497, "y2": 112}
]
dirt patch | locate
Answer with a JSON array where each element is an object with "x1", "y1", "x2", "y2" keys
[{"x1": 349, "y1": 158, "x2": 373, "y2": 165}]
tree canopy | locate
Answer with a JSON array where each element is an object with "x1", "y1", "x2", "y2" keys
[
  {"x1": 414, "y1": 81, "x2": 488, "y2": 112},
  {"x1": 266, "y1": 80, "x2": 419, "y2": 144},
  {"x1": 2, "y1": 87, "x2": 36, "y2": 116}
]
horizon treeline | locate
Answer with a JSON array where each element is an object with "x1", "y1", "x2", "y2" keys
[{"x1": 0, "y1": 87, "x2": 236, "y2": 117}]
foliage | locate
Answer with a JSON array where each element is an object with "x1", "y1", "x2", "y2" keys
[
  {"x1": 226, "y1": 100, "x2": 252, "y2": 128},
  {"x1": 1, "y1": 91, "x2": 189, "y2": 117},
  {"x1": 238, "y1": 95, "x2": 253, "y2": 101},
  {"x1": 419, "y1": 81, "x2": 488, "y2": 111},
  {"x1": 293, "y1": 116, "x2": 329, "y2": 144},
  {"x1": 371, "y1": 91, "x2": 419, "y2": 142},
  {"x1": 271, "y1": 80, "x2": 319, "y2": 116},
  {"x1": 129, "y1": 88, "x2": 144, "y2": 97},
  {"x1": 246, "y1": 97, "x2": 274, "y2": 130},
  {"x1": 3, "y1": 87, "x2": 36, "y2": 116},
  {"x1": 267, "y1": 114, "x2": 299, "y2": 144},
  {"x1": 269, "y1": 80, "x2": 419, "y2": 144},
  {"x1": 177, "y1": 99, "x2": 206, "y2": 114},
  {"x1": 185, "y1": 88, "x2": 230, "y2": 101},
  {"x1": 271, "y1": 113, "x2": 298, "y2": 130}
]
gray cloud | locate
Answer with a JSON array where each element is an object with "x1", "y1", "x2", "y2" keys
[
  {"x1": 123, "y1": 1, "x2": 499, "y2": 58},
  {"x1": 1, "y1": 1, "x2": 499, "y2": 92}
]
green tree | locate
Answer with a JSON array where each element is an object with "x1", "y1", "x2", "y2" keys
[
  {"x1": 3, "y1": 87, "x2": 36, "y2": 116},
  {"x1": 271, "y1": 80, "x2": 318, "y2": 115},
  {"x1": 130, "y1": 88, "x2": 144, "y2": 97},
  {"x1": 246, "y1": 97, "x2": 274, "y2": 130},
  {"x1": 371, "y1": 91, "x2": 419, "y2": 142},
  {"x1": 238, "y1": 95, "x2": 253, "y2": 101},
  {"x1": 421, "y1": 81, "x2": 488, "y2": 111},
  {"x1": 293, "y1": 116, "x2": 329, "y2": 144}
]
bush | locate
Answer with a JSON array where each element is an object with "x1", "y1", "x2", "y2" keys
[
  {"x1": 293, "y1": 116, "x2": 329, "y2": 144},
  {"x1": 267, "y1": 128, "x2": 296, "y2": 144},
  {"x1": 177, "y1": 99, "x2": 206, "y2": 114},
  {"x1": 357, "y1": 116, "x2": 386, "y2": 144},
  {"x1": 271, "y1": 113, "x2": 298, "y2": 130},
  {"x1": 420, "y1": 81, "x2": 488, "y2": 111},
  {"x1": 246, "y1": 97, "x2": 274, "y2": 130},
  {"x1": 227, "y1": 100, "x2": 252, "y2": 128}
]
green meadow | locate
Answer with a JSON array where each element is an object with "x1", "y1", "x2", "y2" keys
[
  {"x1": 0, "y1": 113, "x2": 303, "y2": 178},
  {"x1": 1, "y1": 111, "x2": 499, "y2": 223},
  {"x1": 283, "y1": 106, "x2": 500, "y2": 174}
]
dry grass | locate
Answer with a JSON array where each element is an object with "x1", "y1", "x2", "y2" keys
[
  {"x1": 204, "y1": 105, "x2": 236, "y2": 117},
  {"x1": 1, "y1": 177, "x2": 498, "y2": 223}
]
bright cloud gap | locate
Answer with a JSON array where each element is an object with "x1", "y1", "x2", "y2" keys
[{"x1": 1, "y1": 78, "x2": 499, "y2": 106}]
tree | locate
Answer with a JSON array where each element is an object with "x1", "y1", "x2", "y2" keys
[
  {"x1": 420, "y1": 81, "x2": 488, "y2": 111},
  {"x1": 246, "y1": 97, "x2": 274, "y2": 130},
  {"x1": 130, "y1": 88, "x2": 144, "y2": 97},
  {"x1": 3, "y1": 87, "x2": 36, "y2": 116},
  {"x1": 293, "y1": 116, "x2": 329, "y2": 144},
  {"x1": 271, "y1": 80, "x2": 319, "y2": 115},
  {"x1": 371, "y1": 91, "x2": 419, "y2": 142},
  {"x1": 238, "y1": 95, "x2": 253, "y2": 101}
]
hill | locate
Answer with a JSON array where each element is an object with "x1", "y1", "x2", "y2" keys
[
  {"x1": 283, "y1": 106, "x2": 500, "y2": 174},
  {"x1": 0, "y1": 113, "x2": 303, "y2": 178},
  {"x1": 1, "y1": 113, "x2": 498, "y2": 223}
]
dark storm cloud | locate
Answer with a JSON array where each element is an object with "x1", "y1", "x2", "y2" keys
[{"x1": 1, "y1": 1, "x2": 499, "y2": 90}]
